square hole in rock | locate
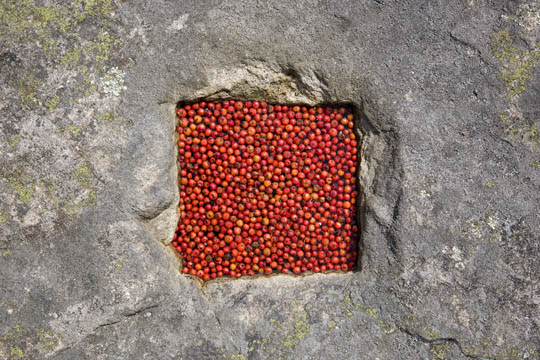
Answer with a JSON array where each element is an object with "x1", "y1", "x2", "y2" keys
[{"x1": 173, "y1": 100, "x2": 360, "y2": 281}]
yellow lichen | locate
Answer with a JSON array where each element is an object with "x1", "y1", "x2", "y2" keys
[
  {"x1": 282, "y1": 302, "x2": 310, "y2": 348},
  {"x1": 7, "y1": 177, "x2": 34, "y2": 204},
  {"x1": 58, "y1": 47, "x2": 82, "y2": 66},
  {"x1": 5, "y1": 136, "x2": 20, "y2": 148},
  {"x1": 62, "y1": 165, "x2": 97, "y2": 217},
  {"x1": 490, "y1": 30, "x2": 540, "y2": 152},
  {"x1": 229, "y1": 354, "x2": 247, "y2": 360},
  {"x1": 74, "y1": 167, "x2": 91, "y2": 187},
  {"x1": 17, "y1": 73, "x2": 41, "y2": 108},
  {"x1": 86, "y1": 31, "x2": 122, "y2": 72},
  {"x1": 99, "y1": 111, "x2": 127, "y2": 131},
  {"x1": 46, "y1": 95, "x2": 60, "y2": 112},
  {"x1": 10, "y1": 346, "x2": 24, "y2": 359},
  {"x1": 1, "y1": 0, "x2": 123, "y2": 107},
  {"x1": 62, "y1": 124, "x2": 86, "y2": 136},
  {"x1": 36, "y1": 329, "x2": 61, "y2": 354},
  {"x1": 430, "y1": 343, "x2": 450, "y2": 359},
  {"x1": 490, "y1": 31, "x2": 540, "y2": 103},
  {"x1": 364, "y1": 307, "x2": 377, "y2": 319},
  {"x1": 327, "y1": 320, "x2": 337, "y2": 329}
]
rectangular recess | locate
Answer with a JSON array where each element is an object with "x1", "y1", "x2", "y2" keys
[{"x1": 173, "y1": 100, "x2": 360, "y2": 281}]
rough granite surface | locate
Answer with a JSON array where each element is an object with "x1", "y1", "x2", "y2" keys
[{"x1": 1, "y1": 0, "x2": 539, "y2": 359}]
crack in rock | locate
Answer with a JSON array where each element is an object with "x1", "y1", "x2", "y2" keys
[
  {"x1": 94, "y1": 304, "x2": 160, "y2": 331},
  {"x1": 397, "y1": 326, "x2": 492, "y2": 359}
]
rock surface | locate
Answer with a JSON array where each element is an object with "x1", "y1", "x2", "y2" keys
[{"x1": 1, "y1": 0, "x2": 539, "y2": 359}]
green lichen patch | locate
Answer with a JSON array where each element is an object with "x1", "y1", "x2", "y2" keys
[
  {"x1": 36, "y1": 329, "x2": 61, "y2": 354},
  {"x1": 16, "y1": 73, "x2": 42, "y2": 108},
  {"x1": 98, "y1": 111, "x2": 129, "y2": 131},
  {"x1": 502, "y1": 3, "x2": 540, "y2": 35},
  {"x1": 5, "y1": 176, "x2": 34, "y2": 204},
  {"x1": 429, "y1": 342, "x2": 450, "y2": 359},
  {"x1": 74, "y1": 166, "x2": 94, "y2": 189},
  {"x1": 1, "y1": 0, "x2": 124, "y2": 110},
  {"x1": 219, "y1": 300, "x2": 314, "y2": 360},
  {"x1": 340, "y1": 294, "x2": 360, "y2": 319},
  {"x1": 490, "y1": 30, "x2": 540, "y2": 151},
  {"x1": 10, "y1": 346, "x2": 24, "y2": 359},
  {"x1": 85, "y1": 31, "x2": 123, "y2": 73},
  {"x1": 463, "y1": 340, "x2": 539, "y2": 360},
  {"x1": 58, "y1": 123, "x2": 87, "y2": 137},
  {"x1": 465, "y1": 210, "x2": 504, "y2": 245},
  {"x1": 282, "y1": 302, "x2": 310, "y2": 348},
  {"x1": 0, "y1": 0, "x2": 116, "y2": 53},
  {"x1": 1, "y1": 324, "x2": 29, "y2": 360},
  {"x1": 45, "y1": 95, "x2": 60, "y2": 112},
  {"x1": 327, "y1": 320, "x2": 337, "y2": 329},
  {"x1": 0, "y1": 325, "x2": 61, "y2": 359},
  {"x1": 490, "y1": 30, "x2": 540, "y2": 103},
  {"x1": 58, "y1": 47, "x2": 82, "y2": 67},
  {"x1": 63, "y1": 166, "x2": 97, "y2": 218},
  {"x1": 218, "y1": 349, "x2": 248, "y2": 360},
  {"x1": 499, "y1": 111, "x2": 540, "y2": 151},
  {"x1": 5, "y1": 136, "x2": 21, "y2": 148},
  {"x1": 337, "y1": 295, "x2": 394, "y2": 334}
]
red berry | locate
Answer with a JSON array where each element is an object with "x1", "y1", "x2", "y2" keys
[{"x1": 175, "y1": 101, "x2": 359, "y2": 280}]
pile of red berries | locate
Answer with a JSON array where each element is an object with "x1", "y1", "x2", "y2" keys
[{"x1": 173, "y1": 100, "x2": 359, "y2": 281}]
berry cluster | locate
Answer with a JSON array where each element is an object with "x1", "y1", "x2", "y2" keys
[{"x1": 173, "y1": 100, "x2": 359, "y2": 281}]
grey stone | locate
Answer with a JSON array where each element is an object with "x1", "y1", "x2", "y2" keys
[{"x1": 0, "y1": 0, "x2": 539, "y2": 359}]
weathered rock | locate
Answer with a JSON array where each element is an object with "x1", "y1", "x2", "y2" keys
[{"x1": 1, "y1": 0, "x2": 539, "y2": 359}]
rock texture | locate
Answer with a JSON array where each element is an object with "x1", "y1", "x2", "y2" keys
[{"x1": 1, "y1": 0, "x2": 539, "y2": 359}]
